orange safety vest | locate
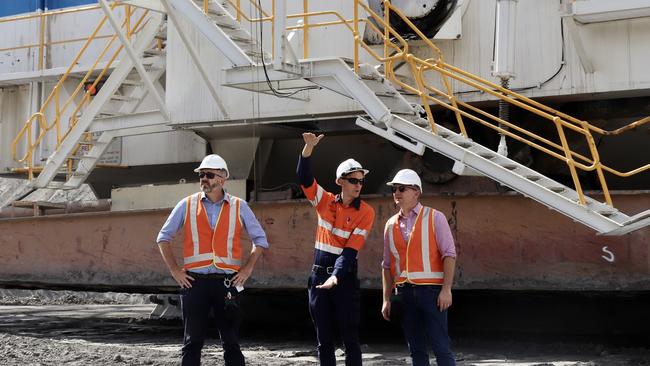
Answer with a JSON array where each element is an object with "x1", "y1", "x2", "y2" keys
[
  {"x1": 182, "y1": 192, "x2": 243, "y2": 271},
  {"x1": 385, "y1": 206, "x2": 444, "y2": 285}
]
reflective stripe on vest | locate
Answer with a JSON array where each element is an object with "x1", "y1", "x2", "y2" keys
[
  {"x1": 318, "y1": 217, "x2": 351, "y2": 239},
  {"x1": 315, "y1": 240, "x2": 344, "y2": 255},
  {"x1": 183, "y1": 193, "x2": 242, "y2": 270},
  {"x1": 386, "y1": 206, "x2": 444, "y2": 284}
]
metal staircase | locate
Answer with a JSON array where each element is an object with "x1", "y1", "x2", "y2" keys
[
  {"x1": 167, "y1": 0, "x2": 649, "y2": 235},
  {"x1": 167, "y1": 0, "x2": 270, "y2": 67},
  {"x1": 11, "y1": 3, "x2": 170, "y2": 192},
  {"x1": 9, "y1": 0, "x2": 648, "y2": 234}
]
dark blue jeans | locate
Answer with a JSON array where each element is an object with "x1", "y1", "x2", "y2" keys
[
  {"x1": 308, "y1": 270, "x2": 361, "y2": 366},
  {"x1": 398, "y1": 285, "x2": 455, "y2": 366},
  {"x1": 180, "y1": 276, "x2": 244, "y2": 366}
]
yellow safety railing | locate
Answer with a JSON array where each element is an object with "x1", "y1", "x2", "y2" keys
[
  {"x1": 218, "y1": 0, "x2": 648, "y2": 208},
  {"x1": 10, "y1": 3, "x2": 151, "y2": 180},
  {"x1": 0, "y1": 4, "x2": 120, "y2": 71}
]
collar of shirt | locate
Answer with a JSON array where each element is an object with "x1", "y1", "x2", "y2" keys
[
  {"x1": 334, "y1": 194, "x2": 362, "y2": 210},
  {"x1": 399, "y1": 202, "x2": 422, "y2": 220},
  {"x1": 200, "y1": 190, "x2": 229, "y2": 204}
]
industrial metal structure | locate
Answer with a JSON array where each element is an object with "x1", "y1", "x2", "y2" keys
[{"x1": 0, "y1": 0, "x2": 649, "y2": 292}]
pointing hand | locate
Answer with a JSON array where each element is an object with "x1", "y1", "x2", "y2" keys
[{"x1": 302, "y1": 133, "x2": 324, "y2": 147}]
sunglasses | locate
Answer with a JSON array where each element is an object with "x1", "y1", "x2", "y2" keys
[
  {"x1": 198, "y1": 172, "x2": 223, "y2": 179},
  {"x1": 341, "y1": 177, "x2": 365, "y2": 185},
  {"x1": 391, "y1": 185, "x2": 417, "y2": 193}
]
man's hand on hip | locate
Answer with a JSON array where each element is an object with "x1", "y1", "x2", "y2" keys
[
  {"x1": 232, "y1": 266, "x2": 253, "y2": 287},
  {"x1": 171, "y1": 268, "x2": 195, "y2": 288}
]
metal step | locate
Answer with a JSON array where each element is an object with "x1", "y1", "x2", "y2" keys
[
  {"x1": 121, "y1": 79, "x2": 143, "y2": 86},
  {"x1": 110, "y1": 94, "x2": 138, "y2": 102},
  {"x1": 191, "y1": 0, "x2": 227, "y2": 16},
  {"x1": 143, "y1": 49, "x2": 166, "y2": 57},
  {"x1": 68, "y1": 153, "x2": 102, "y2": 160},
  {"x1": 77, "y1": 141, "x2": 108, "y2": 148}
]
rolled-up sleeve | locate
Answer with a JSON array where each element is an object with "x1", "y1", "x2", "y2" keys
[
  {"x1": 240, "y1": 200, "x2": 269, "y2": 248},
  {"x1": 156, "y1": 199, "x2": 187, "y2": 244},
  {"x1": 434, "y1": 210, "x2": 456, "y2": 258}
]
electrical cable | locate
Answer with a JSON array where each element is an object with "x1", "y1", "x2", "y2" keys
[{"x1": 256, "y1": 0, "x2": 319, "y2": 98}]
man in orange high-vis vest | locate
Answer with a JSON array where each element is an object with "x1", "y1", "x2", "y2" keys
[
  {"x1": 157, "y1": 154, "x2": 268, "y2": 366},
  {"x1": 381, "y1": 169, "x2": 457, "y2": 366},
  {"x1": 297, "y1": 133, "x2": 375, "y2": 366}
]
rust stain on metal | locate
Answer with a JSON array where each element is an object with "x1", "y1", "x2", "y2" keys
[{"x1": 0, "y1": 194, "x2": 648, "y2": 291}]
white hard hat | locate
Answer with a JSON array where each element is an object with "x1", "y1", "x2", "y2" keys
[
  {"x1": 194, "y1": 154, "x2": 229, "y2": 178},
  {"x1": 336, "y1": 158, "x2": 369, "y2": 179},
  {"x1": 386, "y1": 169, "x2": 422, "y2": 192}
]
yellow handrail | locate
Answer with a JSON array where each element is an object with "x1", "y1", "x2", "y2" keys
[
  {"x1": 11, "y1": 4, "x2": 151, "y2": 181},
  {"x1": 219, "y1": 0, "x2": 648, "y2": 208},
  {"x1": 0, "y1": 4, "x2": 119, "y2": 71}
]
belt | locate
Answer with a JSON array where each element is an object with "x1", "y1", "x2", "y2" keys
[
  {"x1": 187, "y1": 272, "x2": 231, "y2": 279},
  {"x1": 312, "y1": 264, "x2": 359, "y2": 275},
  {"x1": 312, "y1": 264, "x2": 334, "y2": 275}
]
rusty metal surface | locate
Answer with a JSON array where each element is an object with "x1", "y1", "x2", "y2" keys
[{"x1": 0, "y1": 193, "x2": 648, "y2": 291}]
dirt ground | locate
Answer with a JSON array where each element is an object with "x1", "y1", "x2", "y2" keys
[{"x1": 0, "y1": 289, "x2": 649, "y2": 366}]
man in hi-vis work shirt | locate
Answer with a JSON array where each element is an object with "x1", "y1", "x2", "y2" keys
[
  {"x1": 381, "y1": 169, "x2": 457, "y2": 366},
  {"x1": 297, "y1": 132, "x2": 375, "y2": 366},
  {"x1": 157, "y1": 154, "x2": 268, "y2": 366}
]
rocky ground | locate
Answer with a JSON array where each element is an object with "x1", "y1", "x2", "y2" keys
[{"x1": 0, "y1": 289, "x2": 648, "y2": 365}]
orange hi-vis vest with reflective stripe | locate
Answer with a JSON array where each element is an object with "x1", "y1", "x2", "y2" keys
[
  {"x1": 182, "y1": 192, "x2": 243, "y2": 271},
  {"x1": 385, "y1": 206, "x2": 444, "y2": 285},
  {"x1": 302, "y1": 180, "x2": 375, "y2": 255}
]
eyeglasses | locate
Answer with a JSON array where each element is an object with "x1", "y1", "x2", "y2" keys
[
  {"x1": 341, "y1": 177, "x2": 365, "y2": 185},
  {"x1": 391, "y1": 185, "x2": 417, "y2": 193},
  {"x1": 198, "y1": 172, "x2": 223, "y2": 179}
]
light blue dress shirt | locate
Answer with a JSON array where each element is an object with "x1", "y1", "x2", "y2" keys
[{"x1": 157, "y1": 192, "x2": 269, "y2": 274}]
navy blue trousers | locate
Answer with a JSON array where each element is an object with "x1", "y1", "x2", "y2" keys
[
  {"x1": 180, "y1": 276, "x2": 244, "y2": 366},
  {"x1": 308, "y1": 270, "x2": 361, "y2": 366},
  {"x1": 397, "y1": 285, "x2": 455, "y2": 366}
]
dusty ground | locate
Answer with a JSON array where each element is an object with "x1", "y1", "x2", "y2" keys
[{"x1": 0, "y1": 289, "x2": 648, "y2": 365}]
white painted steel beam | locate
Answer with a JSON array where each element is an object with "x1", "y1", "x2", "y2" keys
[
  {"x1": 160, "y1": 0, "x2": 229, "y2": 118},
  {"x1": 0, "y1": 62, "x2": 113, "y2": 86},
  {"x1": 169, "y1": 0, "x2": 254, "y2": 67},
  {"x1": 88, "y1": 110, "x2": 167, "y2": 132},
  {"x1": 111, "y1": 124, "x2": 174, "y2": 137},
  {"x1": 605, "y1": 210, "x2": 650, "y2": 236},
  {"x1": 562, "y1": 16, "x2": 594, "y2": 74},
  {"x1": 121, "y1": 0, "x2": 167, "y2": 13}
]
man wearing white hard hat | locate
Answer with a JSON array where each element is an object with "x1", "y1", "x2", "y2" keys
[
  {"x1": 381, "y1": 169, "x2": 457, "y2": 366},
  {"x1": 156, "y1": 154, "x2": 269, "y2": 366},
  {"x1": 297, "y1": 133, "x2": 375, "y2": 366}
]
